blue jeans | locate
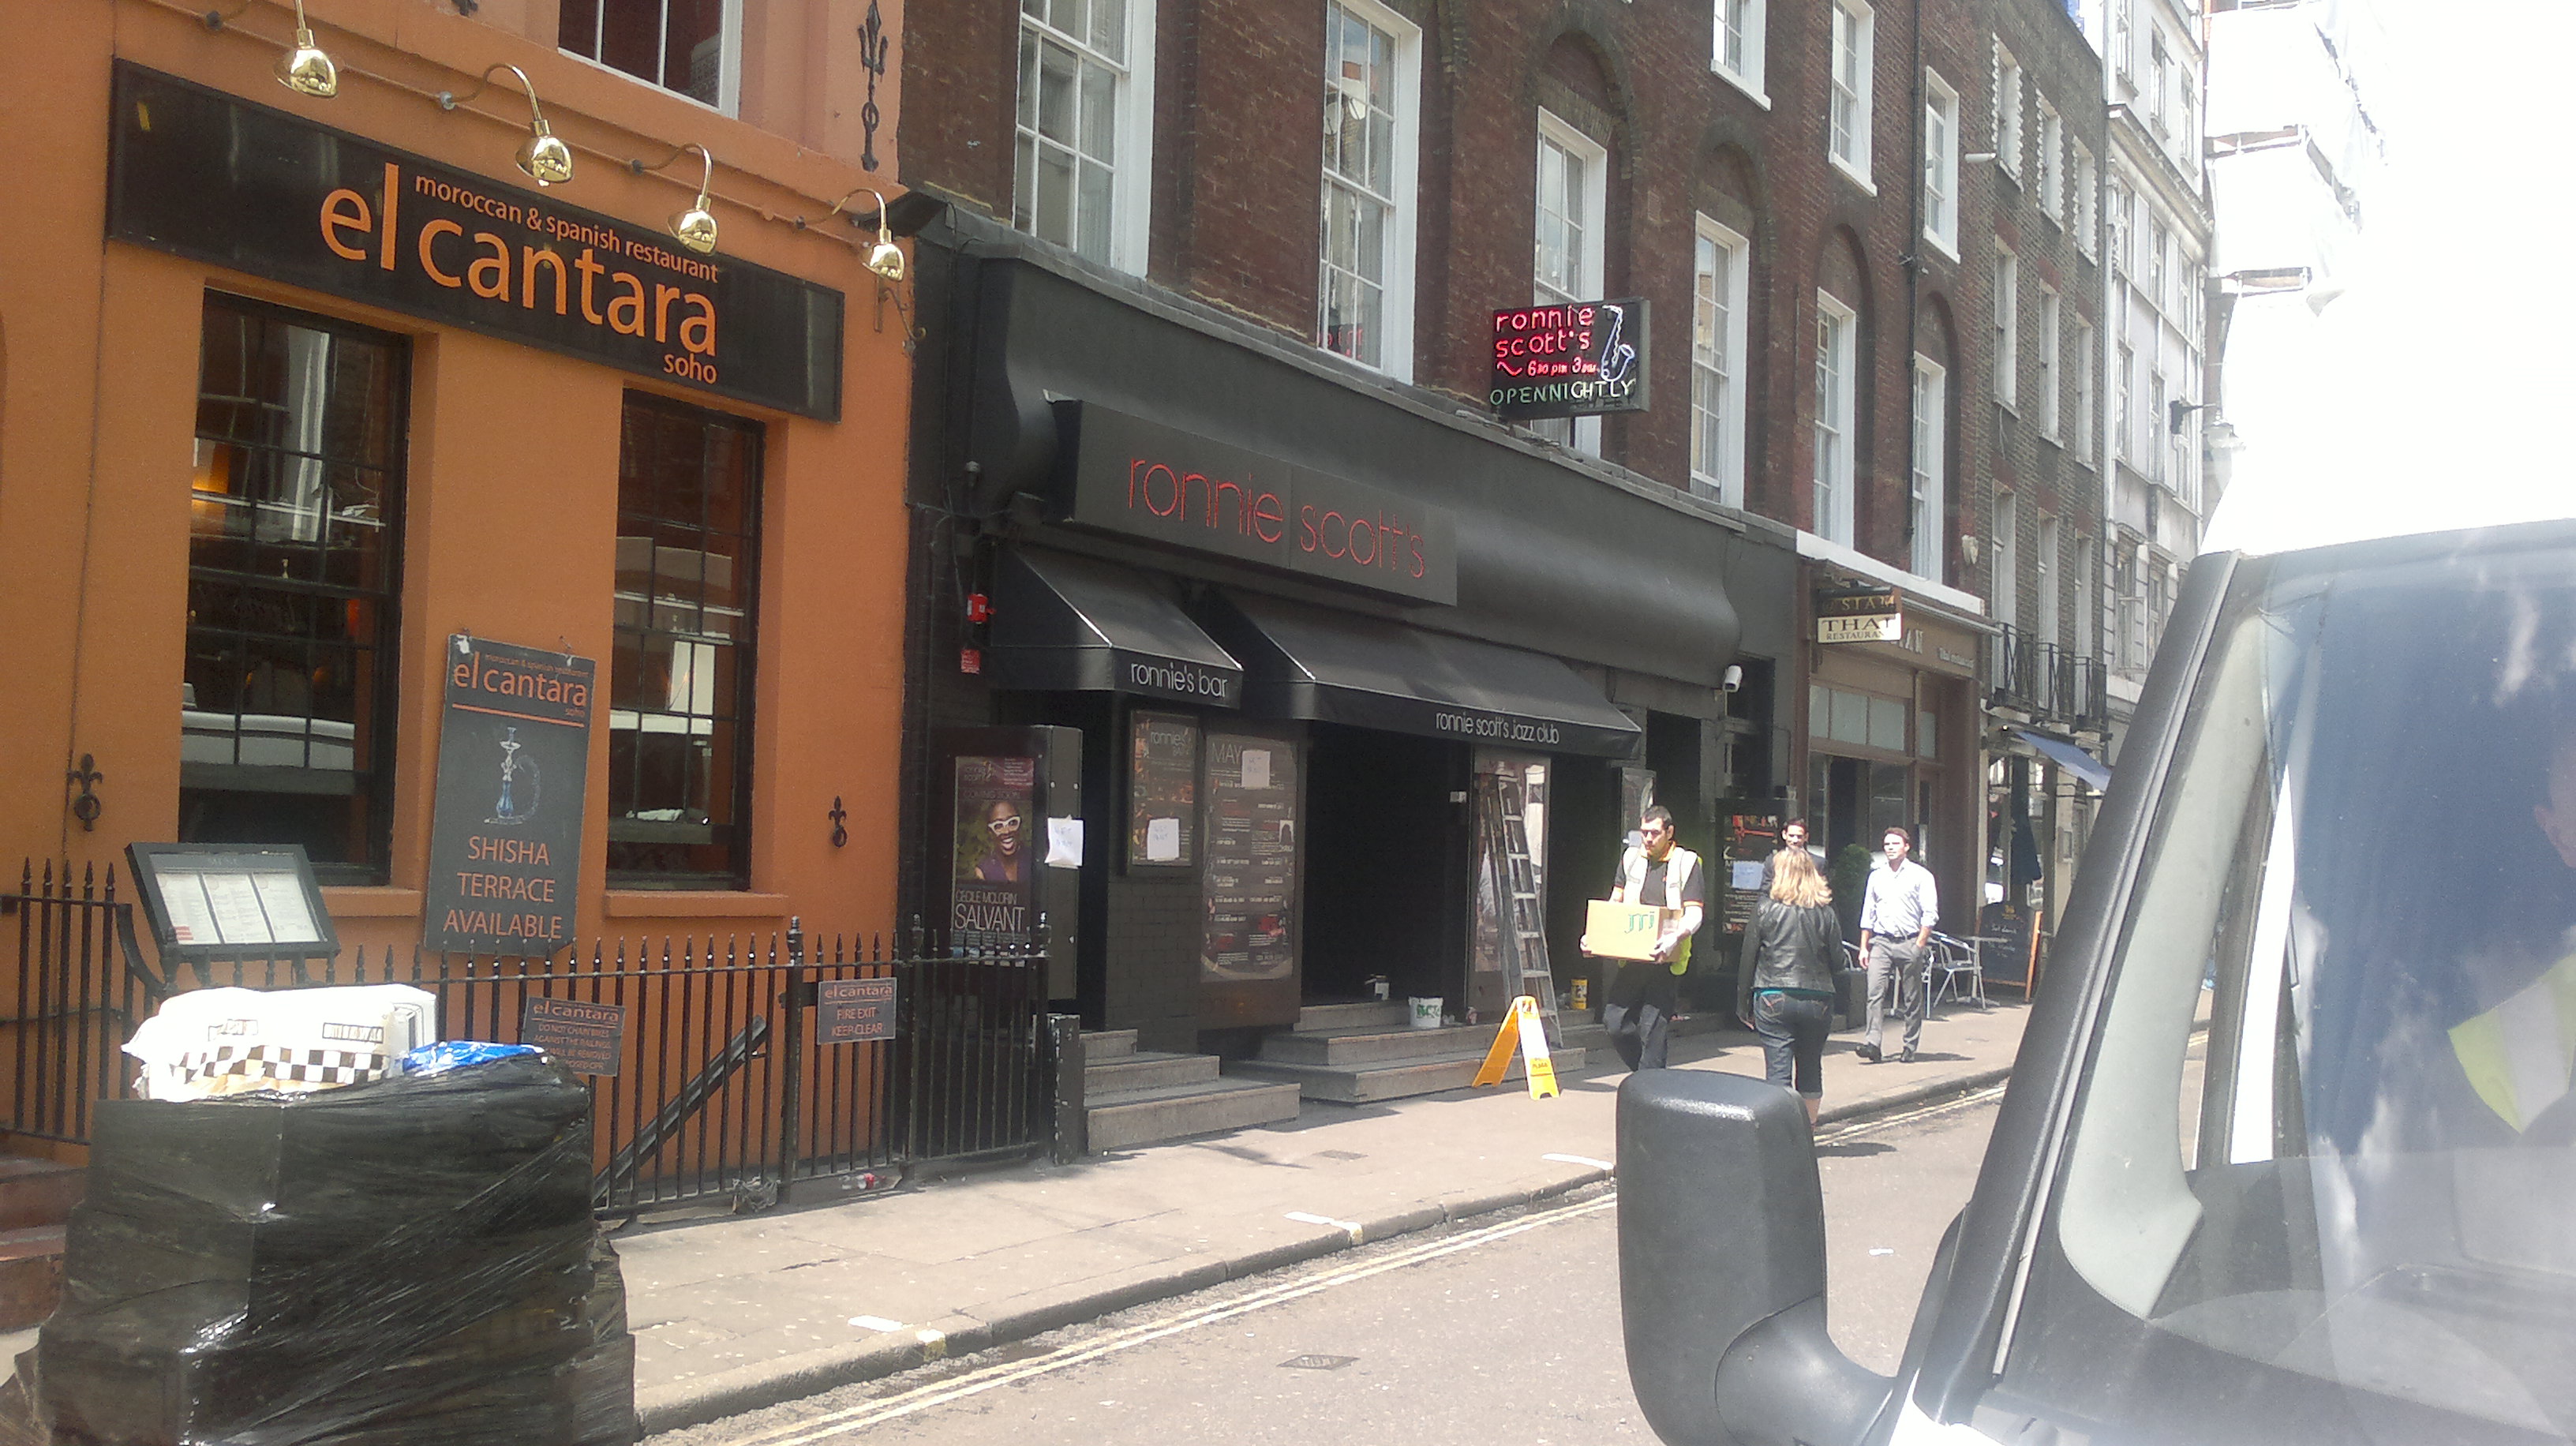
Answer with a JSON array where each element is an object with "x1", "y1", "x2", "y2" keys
[{"x1": 1752, "y1": 990, "x2": 1833, "y2": 1099}]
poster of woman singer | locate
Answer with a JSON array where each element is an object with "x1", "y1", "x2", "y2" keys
[{"x1": 950, "y1": 755, "x2": 1036, "y2": 950}]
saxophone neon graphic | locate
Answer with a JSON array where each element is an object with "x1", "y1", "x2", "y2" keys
[{"x1": 1594, "y1": 303, "x2": 1638, "y2": 388}]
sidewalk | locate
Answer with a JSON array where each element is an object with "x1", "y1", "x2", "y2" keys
[{"x1": 624, "y1": 1000, "x2": 2031, "y2": 1436}]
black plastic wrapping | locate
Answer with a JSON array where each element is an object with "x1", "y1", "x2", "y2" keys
[{"x1": 0, "y1": 1055, "x2": 636, "y2": 1446}]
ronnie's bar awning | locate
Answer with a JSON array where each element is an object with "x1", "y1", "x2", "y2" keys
[
  {"x1": 2012, "y1": 728, "x2": 2113, "y2": 792},
  {"x1": 987, "y1": 549, "x2": 1243, "y2": 706},
  {"x1": 1206, "y1": 591, "x2": 1642, "y2": 756}
]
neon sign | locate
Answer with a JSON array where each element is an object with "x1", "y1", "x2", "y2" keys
[{"x1": 1488, "y1": 298, "x2": 1650, "y2": 421}]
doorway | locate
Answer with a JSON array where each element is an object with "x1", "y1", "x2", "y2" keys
[{"x1": 1301, "y1": 725, "x2": 1468, "y2": 1005}]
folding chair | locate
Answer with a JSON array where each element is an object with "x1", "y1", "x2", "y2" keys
[{"x1": 1926, "y1": 931, "x2": 1986, "y2": 1010}]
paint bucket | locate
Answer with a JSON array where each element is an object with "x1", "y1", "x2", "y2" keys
[
  {"x1": 1407, "y1": 996, "x2": 1443, "y2": 1030},
  {"x1": 1571, "y1": 977, "x2": 1589, "y2": 1012}
]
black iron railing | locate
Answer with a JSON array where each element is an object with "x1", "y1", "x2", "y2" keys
[
  {"x1": 1986, "y1": 624, "x2": 2109, "y2": 727},
  {"x1": 5, "y1": 863, "x2": 1050, "y2": 1216}
]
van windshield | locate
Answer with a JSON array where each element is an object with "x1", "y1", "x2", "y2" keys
[{"x1": 2011, "y1": 529, "x2": 2576, "y2": 1440}]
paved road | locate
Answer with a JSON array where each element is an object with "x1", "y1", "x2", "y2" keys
[{"x1": 650, "y1": 1084, "x2": 2004, "y2": 1446}]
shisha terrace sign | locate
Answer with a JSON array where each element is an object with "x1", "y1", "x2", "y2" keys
[
  {"x1": 1488, "y1": 298, "x2": 1651, "y2": 420},
  {"x1": 425, "y1": 635, "x2": 597, "y2": 956}
]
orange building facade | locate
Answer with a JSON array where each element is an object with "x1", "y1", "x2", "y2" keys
[{"x1": 0, "y1": 0, "x2": 912, "y2": 960}]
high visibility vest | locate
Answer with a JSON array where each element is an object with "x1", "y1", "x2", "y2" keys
[
  {"x1": 1616, "y1": 845, "x2": 1702, "y2": 976},
  {"x1": 2449, "y1": 950, "x2": 2576, "y2": 1133}
]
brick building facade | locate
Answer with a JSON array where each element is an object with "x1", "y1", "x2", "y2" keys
[{"x1": 888, "y1": 0, "x2": 2175, "y2": 1053}]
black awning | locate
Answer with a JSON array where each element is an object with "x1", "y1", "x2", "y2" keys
[
  {"x1": 988, "y1": 549, "x2": 1243, "y2": 706},
  {"x1": 1206, "y1": 592, "x2": 1641, "y2": 756}
]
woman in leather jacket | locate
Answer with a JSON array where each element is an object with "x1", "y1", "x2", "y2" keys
[{"x1": 1735, "y1": 847, "x2": 1844, "y2": 1123}]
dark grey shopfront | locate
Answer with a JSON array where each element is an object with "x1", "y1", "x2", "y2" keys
[{"x1": 901, "y1": 217, "x2": 1780, "y2": 1055}]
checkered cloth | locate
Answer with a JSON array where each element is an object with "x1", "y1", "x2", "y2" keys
[{"x1": 176, "y1": 1043, "x2": 391, "y2": 1090}]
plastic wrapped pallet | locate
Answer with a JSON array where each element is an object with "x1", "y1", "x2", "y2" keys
[{"x1": 0, "y1": 1053, "x2": 635, "y2": 1446}]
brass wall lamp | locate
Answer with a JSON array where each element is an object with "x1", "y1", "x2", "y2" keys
[
  {"x1": 436, "y1": 64, "x2": 574, "y2": 186},
  {"x1": 825, "y1": 189, "x2": 908, "y2": 282},
  {"x1": 276, "y1": 0, "x2": 337, "y2": 97},
  {"x1": 631, "y1": 143, "x2": 720, "y2": 255}
]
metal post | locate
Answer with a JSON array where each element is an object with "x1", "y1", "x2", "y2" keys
[{"x1": 778, "y1": 916, "x2": 807, "y2": 1201}]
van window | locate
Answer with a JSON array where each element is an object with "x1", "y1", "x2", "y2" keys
[{"x1": 1994, "y1": 533, "x2": 2576, "y2": 1440}]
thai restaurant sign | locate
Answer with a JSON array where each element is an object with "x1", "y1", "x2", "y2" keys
[
  {"x1": 105, "y1": 62, "x2": 843, "y2": 420},
  {"x1": 1488, "y1": 298, "x2": 1651, "y2": 419},
  {"x1": 1815, "y1": 586, "x2": 1905, "y2": 644},
  {"x1": 1054, "y1": 403, "x2": 1458, "y2": 606}
]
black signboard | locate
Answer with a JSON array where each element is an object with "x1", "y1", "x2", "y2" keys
[
  {"x1": 521, "y1": 996, "x2": 625, "y2": 1076},
  {"x1": 125, "y1": 843, "x2": 340, "y2": 963},
  {"x1": 816, "y1": 977, "x2": 898, "y2": 1043},
  {"x1": 1200, "y1": 732, "x2": 1298, "y2": 983},
  {"x1": 1488, "y1": 298, "x2": 1651, "y2": 419},
  {"x1": 425, "y1": 635, "x2": 596, "y2": 956},
  {"x1": 107, "y1": 63, "x2": 843, "y2": 420},
  {"x1": 1127, "y1": 711, "x2": 1199, "y2": 870},
  {"x1": 1055, "y1": 403, "x2": 1458, "y2": 606},
  {"x1": 1815, "y1": 585, "x2": 1904, "y2": 644}
]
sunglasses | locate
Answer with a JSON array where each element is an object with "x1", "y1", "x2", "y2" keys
[{"x1": 987, "y1": 815, "x2": 1023, "y2": 835}]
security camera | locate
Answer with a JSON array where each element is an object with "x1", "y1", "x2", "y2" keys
[{"x1": 1720, "y1": 664, "x2": 1744, "y2": 694}]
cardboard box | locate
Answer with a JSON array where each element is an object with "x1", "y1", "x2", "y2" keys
[{"x1": 1586, "y1": 899, "x2": 1680, "y2": 961}]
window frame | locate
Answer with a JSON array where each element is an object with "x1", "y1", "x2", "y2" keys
[
  {"x1": 2037, "y1": 283, "x2": 2061, "y2": 441},
  {"x1": 2072, "y1": 318, "x2": 2097, "y2": 466},
  {"x1": 559, "y1": 0, "x2": 745, "y2": 114},
  {"x1": 606, "y1": 391, "x2": 766, "y2": 890},
  {"x1": 183, "y1": 292, "x2": 410, "y2": 886},
  {"x1": 1812, "y1": 290, "x2": 1859, "y2": 547},
  {"x1": 1923, "y1": 69, "x2": 1961, "y2": 257},
  {"x1": 1994, "y1": 42, "x2": 2024, "y2": 182},
  {"x1": 1712, "y1": 0, "x2": 1769, "y2": 107},
  {"x1": 1533, "y1": 109, "x2": 1610, "y2": 455},
  {"x1": 1316, "y1": 0, "x2": 1421, "y2": 381},
  {"x1": 1993, "y1": 245, "x2": 2020, "y2": 411},
  {"x1": 2072, "y1": 140, "x2": 2098, "y2": 257},
  {"x1": 1994, "y1": 490, "x2": 2020, "y2": 629},
  {"x1": 2035, "y1": 513, "x2": 2060, "y2": 650},
  {"x1": 2038, "y1": 99, "x2": 2063, "y2": 227},
  {"x1": 1827, "y1": 0, "x2": 1876, "y2": 189},
  {"x1": 1690, "y1": 214, "x2": 1752, "y2": 507},
  {"x1": 1013, "y1": 0, "x2": 1159, "y2": 272},
  {"x1": 1911, "y1": 354, "x2": 1947, "y2": 582}
]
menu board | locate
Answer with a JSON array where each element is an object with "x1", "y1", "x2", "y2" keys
[
  {"x1": 1127, "y1": 711, "x2": 1200, "y2": 868},
  {"x1": 1720, "y1": 811, "x2": 1786, "y2": 935},
  {"x1": 1200, "y1": 733, "x2": 1297, "y2": 982},
  {"x1": 125, "y1": 844, "x2": 339, "y2": 961}
]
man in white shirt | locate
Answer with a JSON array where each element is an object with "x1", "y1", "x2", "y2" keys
[{"x1": 1859, "y1": 826, "x2": 1938, "y2": 1064}]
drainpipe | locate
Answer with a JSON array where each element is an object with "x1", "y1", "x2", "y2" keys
[{"x1": 2098, "y1": 105, "x2": 2125, "y2": 706}]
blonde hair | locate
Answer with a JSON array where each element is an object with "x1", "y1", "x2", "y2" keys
[{"x1": 1769, "y1": 846, "x2": 1832, "y2": 908}]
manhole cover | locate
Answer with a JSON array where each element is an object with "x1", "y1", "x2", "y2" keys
[
  {"x1": 1279, "y1": 1354, "x2": 1358, "y2": 1371},
  {"x1": 1316, "y1": 1150, "x2": 1365, "y2": 1161}
]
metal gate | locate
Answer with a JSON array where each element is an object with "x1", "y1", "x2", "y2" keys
[{"x1": 3, "y1": 862, "x2": 1051, "y2": 1215}]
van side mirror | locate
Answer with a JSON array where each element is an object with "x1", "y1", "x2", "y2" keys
[{"x1": 1618, "y1": 1070, "x2": 1892, "y2": 1446}]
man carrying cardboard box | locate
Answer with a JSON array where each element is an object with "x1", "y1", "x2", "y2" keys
[{"x1": 1586, "y1": 806, "x2": 1705, "y2": 1071}]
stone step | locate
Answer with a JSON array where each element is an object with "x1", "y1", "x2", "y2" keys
[
  {"x1": 0, "y1": 1157, "x2": 83, "y2": 1234},
  {"x1": 1085, "y1": 1050, "x2": 1220, "y2": 1096},
  {"x1": 1293, "y1": 1000, "x2": 1411, "y2": 1032},
  {"x1": 0, "y1": 1226, "x2": 66, "y2": 1333},
  {"x1": 1086, "y1": 1077, "x2": 1303, "y2": 1153},
  {"x1": 1256, "y1": 1021, "x2": 1506, "y2": 1067},
  {"x1": 1080, "y1": 1029, "x2": 1139, "y2": 1062},
  {"x1": 1228, "y1": 1044, "x2": 1589, "y2": 1106}
]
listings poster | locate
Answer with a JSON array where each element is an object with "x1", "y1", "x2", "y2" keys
[
  {"x1": 1201, "y1": 733, "x2": 1297, "y2": 982},
  {"x1": 425, "y1": 635, "x2": 595, "y2": 955},
  {"x1": 951, "y1": 755, "x2": 1038, "y2": 950},
  {"x1": 1127, "y1": 711, "x2": 1199, "y2": 869}
]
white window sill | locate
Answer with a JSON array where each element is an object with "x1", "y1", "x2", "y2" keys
[
  {"x1": 1923, "y1": 232, "x2": 1960, "y2": 264},
  {"x1": 556, "y1": 47, "x2": 740, "y2": 119},
  {"x1": 1712, "y1": 66, "x2": 1772, "y2": 109},
  {"x1": 1830, "y1": 155, "x2": 1876, "y2": 194},
  {"x1": 1995, "y1": 398, "x2": 2020, "y2": 417}
]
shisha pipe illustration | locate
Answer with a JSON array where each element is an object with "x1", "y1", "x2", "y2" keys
[
  {"x1": 1594, "y1": 303, "x2": 1638, "y2": 388},
  {"x1": 492, "y1": 726, "x2": 541, "y2": 825}
]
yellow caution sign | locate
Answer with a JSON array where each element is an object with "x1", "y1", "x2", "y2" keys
[{"x1": 1470, "y1": 995, "x2": 1560, "y2": 1099}]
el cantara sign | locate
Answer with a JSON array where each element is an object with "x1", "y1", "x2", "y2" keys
[{"x1": 106, "y1": 63, "x2": 843, "y2": 420}]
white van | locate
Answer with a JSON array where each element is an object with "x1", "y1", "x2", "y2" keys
[{"x1": 1619, "y1": 498, "x2": 2576, "y2": 1444}]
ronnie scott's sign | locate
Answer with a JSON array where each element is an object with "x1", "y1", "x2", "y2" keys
[
  {"x1": 105, "y1": 63, "x2": 844, "y2": 420},
  {"x1": 1054, "y1": 403, "x2": 1458, "y2": 606},
  {"x1": 1488, "y1": 298, "x2": 1651, "y2": 420}
]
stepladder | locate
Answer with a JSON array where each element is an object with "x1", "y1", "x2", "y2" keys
[{"x1": 1473, "y1": 772, "x2": 1558, "y2": 1050}]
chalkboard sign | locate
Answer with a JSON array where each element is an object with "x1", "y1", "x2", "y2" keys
[
  {"x1": 521, "y1": 996, "x2": 626, "y2": 1077},
  {"x1": 1127, "y1": 711, "x2": 1199, "y2": 870},
  {"x1": 816, "y1": 977, "x2": 897, "y2": 1043},
  {"x1": 1201, "y1": 733, "x2": 1297, "y2": 983}
]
